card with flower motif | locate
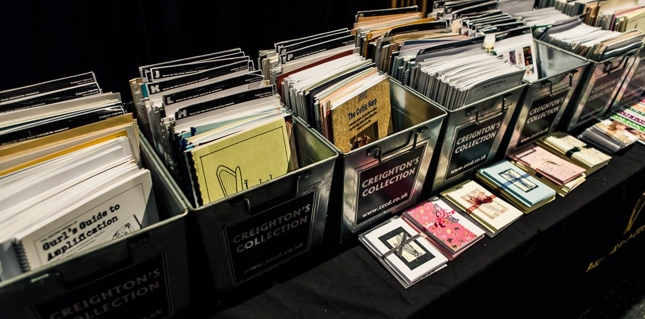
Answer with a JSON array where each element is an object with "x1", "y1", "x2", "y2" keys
[{"x1": 402, "y1": 198, "x2": 484, "y2": 255}]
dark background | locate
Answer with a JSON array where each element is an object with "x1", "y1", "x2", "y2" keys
[{"x1": 0, "y1": 0, "x2": 390, "y2": 102}]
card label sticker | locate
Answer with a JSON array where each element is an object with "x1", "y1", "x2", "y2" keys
[
  {"x1": 0, "y1": 83, "x2": 101, "y2": 114},
  {"x1": 0, "y1": 72, "x2": 95, "y2": 103}
]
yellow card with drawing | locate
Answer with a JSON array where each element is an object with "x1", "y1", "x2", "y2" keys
[{"x1": 186, "y1": 116, "x2": 291, "y2": 205}]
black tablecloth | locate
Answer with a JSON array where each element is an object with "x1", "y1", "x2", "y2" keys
[{"x1": 198, "y1": 144, "x2": 645, "y2": 319}]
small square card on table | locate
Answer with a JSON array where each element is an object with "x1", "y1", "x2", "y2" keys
[{"x1": 359, "y1": 216, "x2": 448, "y2": 289}]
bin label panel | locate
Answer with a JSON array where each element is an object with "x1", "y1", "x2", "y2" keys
[
  {"x1": 624, "y1": 57, "x2": 645, "y2": 100},
  {"x1": 355, "y1": 145, "x2": 426, "y2": 226},
  {"x1": 518, "y1": 90, "x2": 568, "y2": 147},
  {"x1": 225, "y1": 190, "x2": 316, "y2": 285},
  {"x1": 446, "y1": 115, "x2": 504, "y2": 180},
  {"x1": 579, "y1": 68, "x2": 625, "y2": 123},
  {"x1": 34, "y1": 253, "x2": 172, "y2": 319}
]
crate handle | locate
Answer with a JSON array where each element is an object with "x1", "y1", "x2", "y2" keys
[
  {"x1": 604, "y1": 54, "x2": 633, "y2": 74},
  {"x1": 569, "y1": 69, "x2": 579, "y2": 87},
  {"x1": 27, "y1": 231, "x2": 139, "y2": 287},
  {"x1": 366, "y1": 126, "x2": 427, "y2": 163},
  {"x1": 229, "y1": 196, "x2": 256, "y2": 217},
  {"x1": 604, "y1": 61, "x2": 613, "y2": 73},
  {"x1": 501, "y1": 92, "x2": 512, "y2": 114},
  {"x1": 466, "y1": 92, "x2": 511, "y2": 125},
  {"x1": 30, "y1": 272, "x2": 56, "y2": 285},
  {"x1": 232, "y1": 170, "x2": 312, "y2": 216},
  {"x1": 620, "y1": 54, "x2": 634, "y2": 70},
  {"x1": 412, "y1": 126, "x2": 427, "y2": 149},
  {"x1": 541, "y1": 80, "x2": 553, "y2": 97},
  {"x1": 295, "y1": 170, "x2": 312, "y2": 196},
  {"x1": 465, "y1": 107, "x2": 479, "y2": 124},
  {"x1": 367, "y1": 145, "x2": 382, "y2": 162}
]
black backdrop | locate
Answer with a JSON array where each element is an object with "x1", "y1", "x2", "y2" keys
[{"x1": 0, "y1": 0, "x2": 390, "y2": 102}]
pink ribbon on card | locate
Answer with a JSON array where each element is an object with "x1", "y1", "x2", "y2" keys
[{"x1": 433, "y1": 205, "x2": 455, "y2": 228}]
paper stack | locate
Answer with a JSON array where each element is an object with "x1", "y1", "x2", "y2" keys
[
  {"x1": 476, "y1": 160, "x2": 556, "y2": 214},
  {"x1": 537, "y1": 132, "x2": 611, "y2": 175},
  {"x1": 440, "y1": 179, "x2": 523, "y2": 236},
  {"x1": 508, "y1": 145, "x2": 587, "y2": 196}
]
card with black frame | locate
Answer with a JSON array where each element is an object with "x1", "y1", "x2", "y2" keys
[{"x1": 358, "y1": 215, "x2": 448, "y2": 289}]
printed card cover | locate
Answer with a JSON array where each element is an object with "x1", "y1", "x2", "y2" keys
[
  {"x1": 330, "y1": 76, "x2": 391, "y2": 153},
  {"x1": 440, "y1": 180, "x2": 523, "y2": 233},
  {"x1": 478, "y1": 160, "x2": 556, "y2": 207},
  {"x1": 20, "y1": 169, "x2": 153, "y2": 270},
  {"x1": 359, "y1": 216, "x2": 448, "y2": 288},
  {"x1": 402, "y1": 197, "x2": 485, "y2": 254},
  {"x1": 608, "y1": 107, "x2": 645, "y2": 145},
  {"x1": 591, "y1": 118, "x2": 639, "y2": 146},
  {"x1": 187, "y1": 116, "x2": 291, "y2": 205},
  {"x1": 508, "y1": 145, "x2": 586, "y2": 185}
]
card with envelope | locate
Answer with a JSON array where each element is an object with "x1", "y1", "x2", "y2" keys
[
  {"x1": 402, "y1": 196, "x2": 485, "y2": 260},
  {"x1": 440, "y1": 179, "x2": 523, "y2": 236},
  {"x1": 476, "y1": 160, "x2": 556, "y2": 214},
  {"x1": 358, "y1": 215, "x2": 448, "y2": 289}
]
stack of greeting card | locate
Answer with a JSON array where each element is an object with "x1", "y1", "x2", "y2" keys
[
  {"x1": 402, "y1": 197, "x2": 485, "y2": 260},
  {"x1": 476, "y1": 160, "x2": 556, "y2": 214},
  {"x1": 358, "y1": 216, "x2": 449, "y2": 289},
  {"x1": 579, "y1": 118, "x2": 639, "y2": 154},
  {"x1": 537, "y1": 132, "x2": 611, "y2": 175},
  {"x1": 508, "y1": 145, "x2": 586, "y2": 196},
  {"x1": 440, "y1": 180, "x2": 523, "y2": 237}
]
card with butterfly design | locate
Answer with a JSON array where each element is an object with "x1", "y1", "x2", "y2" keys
[{"x1": 402, "y1": 197, "x2": 485, "y2": 258}]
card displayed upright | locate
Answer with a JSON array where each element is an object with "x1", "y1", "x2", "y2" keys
[
  {"x1": 185, "y1": 116, "x2": 291, "y2": 206},
  {"x1": 328, "y1": 74, "x2": 392, "y2": 153},
  {"x1": 358, "y1": 216, "x2": 448, "y2": 288}
]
